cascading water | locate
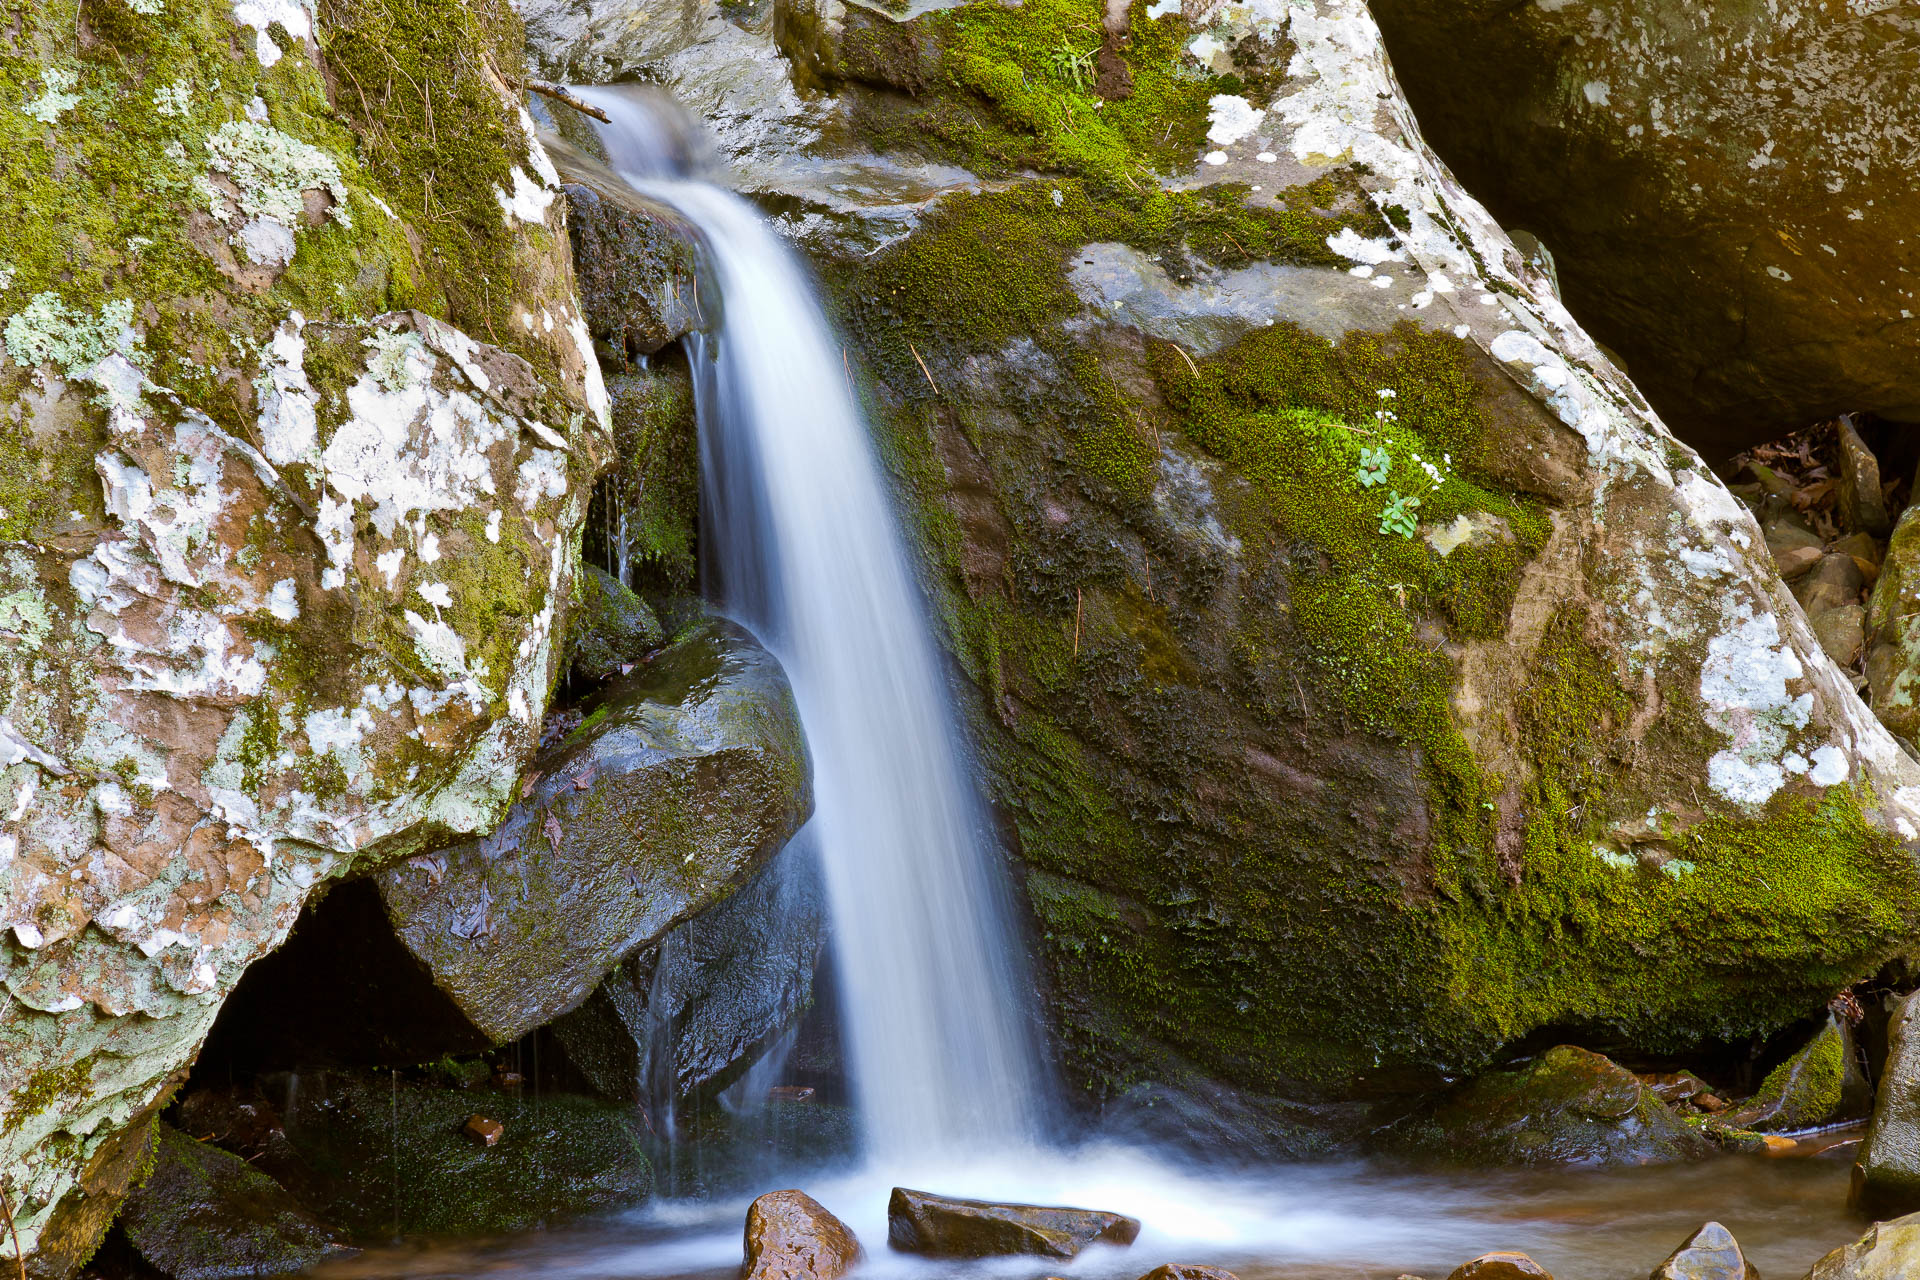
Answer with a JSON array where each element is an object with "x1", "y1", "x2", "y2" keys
[{"x1": 573, "y1": 86, "x2": 1048, "y2": 1161}]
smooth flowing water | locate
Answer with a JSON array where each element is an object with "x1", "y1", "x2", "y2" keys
[{"x1": 573, "y1": 85, "x2": 1048, "y2": 1163}]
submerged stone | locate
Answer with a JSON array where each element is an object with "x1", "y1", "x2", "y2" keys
[
  {"x1": 378, "y1": 618, "x2": 812, "y2": 1042},
  {"x1": 1648, "y1": 1221, "x2": 1755, "y2": 1280},
  {"x1": 743, "y1": 1189, "x2": 864, "y2": 1280},
  {"x1": 1852, "y1": 992, "x2": 1920, "y2": 1218},
  {"x1": 1379, "y1": 1046, "x2": 1712, "y2": 1167},
  {"x1": 886, "y1": 1187, "x2": 1141, "y2": 1259},
  {"x1": 118, "y1": 1125, "x2": 351, "y2": 1280},
  {"x1": 1723, "y1": 1013, "x2": 1872, "y2": 1133}
]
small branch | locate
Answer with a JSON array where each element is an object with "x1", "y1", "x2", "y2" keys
[
  {"x1": 527, "y1": 81, "x2": 611, "y2": 124},
  {"x1": 2, "y1": 1178, "x2": 25, "y2": 1280},
  {"x1": 1073, "y1": 587, "x2": 1083, "y2": 658},
  {"x1": 908, "y1": 341, "x2": 940, "y2": 396},
  {"x1": 1164, "y1": 340, "x2": 1199, "y2": 379},
  {"x1": 1143, "y1": 551, "x2": 1153, "y2": 601}
]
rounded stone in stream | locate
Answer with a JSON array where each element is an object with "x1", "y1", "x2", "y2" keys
[
  {"x1": 1446, "y1": 1253, "x2": 1553, "y2": 1280},
  {"x1": 1138, "y1": 1266, "x2": 1243, "y2": 1280},
  {"x1": 887, "y1": 1187, "x2": 1141, "y2": 1259},
  {"x1": 1649, "y1": 1222, "x2": 1757, "y2": 1280},
  {"x1": 377, "y1": 618, "x2": 812, "y2": 1042},
  {"x1": 743, "y1": 1189, "x2": 864, "y2": 1280},
  {"x1": 118, "y1": 1124, "x2": 352, "y2": 1280},
  {"x1": 1808, "y1": 1210, "x2": 1920, "y2": 1279}
]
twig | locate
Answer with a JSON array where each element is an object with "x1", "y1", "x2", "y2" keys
[
  {"x1": 1164, "y1": 340, "x2": 1198, "y2": 379},
  {"x1": 908, "y1": 342, "x2": 940, "y2": 395},
  {"x1": 2, "y1": 1178, "x2": 25, "y2": 1280},
  {"x1": 527, "y1": 81, "x2": 612, "y2": 123},
  {"x1": 1073, "y1": 587, "x2": 1083, "y2": 657},
  {"x1": 1143, "y1": 552, "x2": 1154, "y2": 601}
]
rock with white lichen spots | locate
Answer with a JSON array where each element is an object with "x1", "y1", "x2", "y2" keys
[
  {"x1": 1369, "y1": 0, "x2": 1920, "y2": 458},
  {"x1": 0, "y1": 0, "x2": 612, "y2": 1272}
]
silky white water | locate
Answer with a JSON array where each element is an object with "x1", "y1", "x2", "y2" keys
[{"x1": 575, "y1": 86, "x2": 1048, "y2": 1161}]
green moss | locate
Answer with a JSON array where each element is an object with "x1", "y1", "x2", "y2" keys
[{"x1": 13, "y1": 1055, "x2": 97, "y2": 1119}]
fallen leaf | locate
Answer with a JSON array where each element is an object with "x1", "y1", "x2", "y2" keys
[
  {"x1": 572, "y1": 767, "x2": 596, "y2": 791},
  {"x1": 543, "y1": 812, "x2": 563, "y2": 851},
  {"x1": 520, "y1": 771, "x2": 542, "y2": 800}
]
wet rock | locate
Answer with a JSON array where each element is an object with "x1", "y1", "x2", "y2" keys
[
  {"x1": 550, "y1": 836, "x2": 826, "y2": 1106},
  {"x1": 1640, "y1": 1072, "x2": 1710, "y2": 1106},
  {"x1": 1853, "y1": 992, "x2": 1920, "y2": 1218},
  {"x1": 270, "y1": 1068, "x2": 650, "y2": 1237},
  {"x1": 1446, "y1": 1254, "x2": 1552, "y2": 1280},
  {"x1": 1379, "y1": 1046, "x2": 1713, "y2": 1167},
  {"x1": 887, "y1": 1187, "x2": 1141, "y2": 1259},
  {"x1": 569, "y1": 565, "x2": 665, "y2": 680},
  {"x1": 1648, "y1": 1221, "x2": 1755, "y2": 1280},
  {"x1": 1138, "y1": 1267, "x2": 1242, "y2": 1280},
  {"x1": 463, "y1": 1114, "x2": 504, "y2": 1147},
  {"x1": 1724, "y1": 1013, "x2": 1872, "y2": 1133},
  {"x1": 743, "y1": 1189, "x2": 863, "y2": 1280},
  {"x1": 1865, "y1": 506, "x2": 1920, "y2": 740},
  {"x1": 1808, "y1": 1211, "x2": 1920, "y2": 1279},
  {"x1": 378, "y1": 619, "x2": 811, "y2": 1042},
  {"x1": 559, "y1": 164, "x2": 706, "y2": 357},
  {"x1": 521, "y1": 0, "x2": 713, "y2": 81},
  {"x1": 1370, "y1": 0, "x2": 1920, "y2": 455},
  {"x1": 1836, "y1": 418, "x2": 1892, "y2": 539},
  {"x1": 118, "y1": 1125, "x2": 350, "y2": 1280}
]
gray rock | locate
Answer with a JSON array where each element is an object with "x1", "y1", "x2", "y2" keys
[
  {"x1": 1866, "y1": 505, "x2": 1920, "y2": 740},
  {"x1": 377, "y1": 619, "x2": 812, "y2": 1041},
  {"x1": 557, "y1": 150, "x2": 707, "y2": 357},
  {"x1": 521, "y1": 0, "x2": 715, "y2": 82},
  {"x1": 1809, "y1": 1211, "x2": 1920, "y2": 1279},
  {"x1": 1799, "y1": 553, "x2": 1867, "y2": 617},
  {"x1": 887, "y1": 1187, "x2": 1141, "y2": 1259},
  {"x1": 1370, "y1": 0, "x2": 1920, "y2": 456},
  {"x1": 118, "y1": 1125, "x2": 350, "y2": 1280},
  {"x1": 1812, "y1": 605, "x2": 1868, "y2": 670},
  {"x1": 550, "y1": 835, "x2": 826, "y2": 1105},
  {"x1": 1648, "y1": 1221, "x2": 1754, "y2": 1280},
  {"x1": 1837, "y1": 417, "x2": 1892, "y2": 538},
  {"x1": 1854, "y1": 992, "x2": 1920, "y2": 1218}
]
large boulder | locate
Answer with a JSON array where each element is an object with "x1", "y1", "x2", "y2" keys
[
  {"x1": 761, "y1": 0, "x2": 1920, "y2": 1113},
  {"x1": 887, "y1": 1187, "x2": 1141, "y2": 1259},
  {"x1": 376, "y1": 618, "x2": 812, "y2": 1041},
  {"x1": 1852, "y1": 992, "x2": 1920, "y2": 1218},
  {"x1": 118, "y1": 1125, "x2": 350, "y2": 1280},
  {"x1": 1367, "y1": 0, "x2": 1920, "y2": 457},
  {"x1": 0, "y1": 0, "x2": 609, "y2": 1270},
  {"x1": 1376, "y1": 1045, "x2": 1712, "y2": 1167},
  {"x1": 550, "y1": 835, "x2": 827, "y2": 1106}
]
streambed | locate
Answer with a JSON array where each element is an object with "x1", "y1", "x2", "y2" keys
[{"x1": 299, "y1": 1142, "x2": 1864, "y2": 1280}]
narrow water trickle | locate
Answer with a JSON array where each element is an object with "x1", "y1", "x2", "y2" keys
[{"x1": 573, "y1": 86, "x2": 1050, "y2": 1163}]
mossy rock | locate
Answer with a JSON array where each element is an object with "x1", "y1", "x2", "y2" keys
[
  {"x1": 1375, "y1": 1045, "x2": 1713, "y2": 1168},
  {"x1": 569, "y1": 564, "x2": 667, "y2": 679},
  {"x1": 1723, "y1": 1012, "x2": 1873, "y2": 1133}
]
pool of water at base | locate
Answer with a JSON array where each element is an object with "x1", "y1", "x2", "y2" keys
[{"x1": 302, "y1": 1135, "x2": 1870, "y2": 1280}]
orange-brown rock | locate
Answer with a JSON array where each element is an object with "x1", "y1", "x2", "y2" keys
[{"x1": 743, "y1": 1190, "x2": 863, "y2": 1280}]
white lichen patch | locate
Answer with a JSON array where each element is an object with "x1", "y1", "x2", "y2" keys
[
  {"x1": 1206, "y1": 94, "x2": 1266, "y2": 145},
  {"x1": 25, "y1": 68, "x2": 80, "y2": 124},
  {"x1": 153, "y1": 77, "x2": 192, "y2": 118},
  {"x1": 494, "y1": 166, "x2": 557, "y2": 226},
  {"x1": 231, "y1": 0, "x2": 314, "y2": 67},
  {"x1": 205, "y1": 120, "x2": 350, "y2": 229}
]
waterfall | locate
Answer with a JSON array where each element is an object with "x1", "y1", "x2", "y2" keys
[{"x1": 573, "y1": 87, "x2": 1048, "y2": 1160}]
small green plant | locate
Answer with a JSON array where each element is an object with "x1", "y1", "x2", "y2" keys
[
  {"x1": 1048, "y1": 40, "x2": 1099, "y2": 90},
  {"x1": 1379, "y1": 490, "x2": 1421, "y2": 539},
  {"x1": 1355, "y1": 446, "x2": 1391, "y2": 488}
]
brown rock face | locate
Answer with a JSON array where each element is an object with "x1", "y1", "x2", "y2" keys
[
  {"x1": 743, "y1": 1190, "x2": 863, "y2": 1280},
  {"x1": 887, "y1": 1187, "x2": 1141, "y2": 1260},
  {"x1": 1370, "y1": 0, "x2": 1920, "y2": 456}
]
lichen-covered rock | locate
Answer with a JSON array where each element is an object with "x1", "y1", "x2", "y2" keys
[
  {"x1": 118, "y1": 1124, "x2": 351, "y2": 1280},
  {"x1": 743, "y1": 0, "x2": 1920, "y2": 1115},
  {"x1": 1852, "y1": 992, "x2": 1920, "y2": 1219},
  {"x1": 1723, "y1": 1012, "x2": 1872, "y2": 1133},
  {"x1": 1367, "y1": 0, "x2": 1920, "y2": 457},
  {"x1": 1376, "y1": 1045, "x2": 1712, "y2": 1167},
  {"x1": 376, "y1": 618, "x2": 812, "y2": 1041},
  {"x1": 551, "y1": 835, "x2": 826, "y2": 1106},
  {"x1": 1809, "y1": 1211, "x2": 1920, "y2": 1280},
  {"x1": 0, "y1": 0, "x2": 610, "y2": 1269}
]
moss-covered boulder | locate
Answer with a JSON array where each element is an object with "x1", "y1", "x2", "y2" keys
[
  {"x1": 376, "y1": 618, "x2": 812, "y2": 1041},
  {"x1": 269, "y1": 1067, "x2": 652, "y2": 1238},
  {"x1": 1723, "y1": 1012, "x2": 1872, "y2": 1134},
  {"x1": 1367, "y1": 0, "x2": 1920, "y2": 458},
  {"x1": 569, "y1": 564, "x2": 666, "y2": 679},
  {"x1": 1810, "y1": 1212, "x2": 1920, "y2": 1280},
  {"x1": 1375, "y1": 1045, "x2": 1711, "y2": 1167},
  {"x1": 0, "y1": 0, "x2": 611, "y2": 1270},
  {"x1": 711, "y1": 0, "x2": 1920, "y2": 1120},
  {"x1": 1853, "y1": 992, "x2": 1920, "y2": 1219},
  {"x1": 119, "y1": 1124, "x2": 351, "y2": 1280}
]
